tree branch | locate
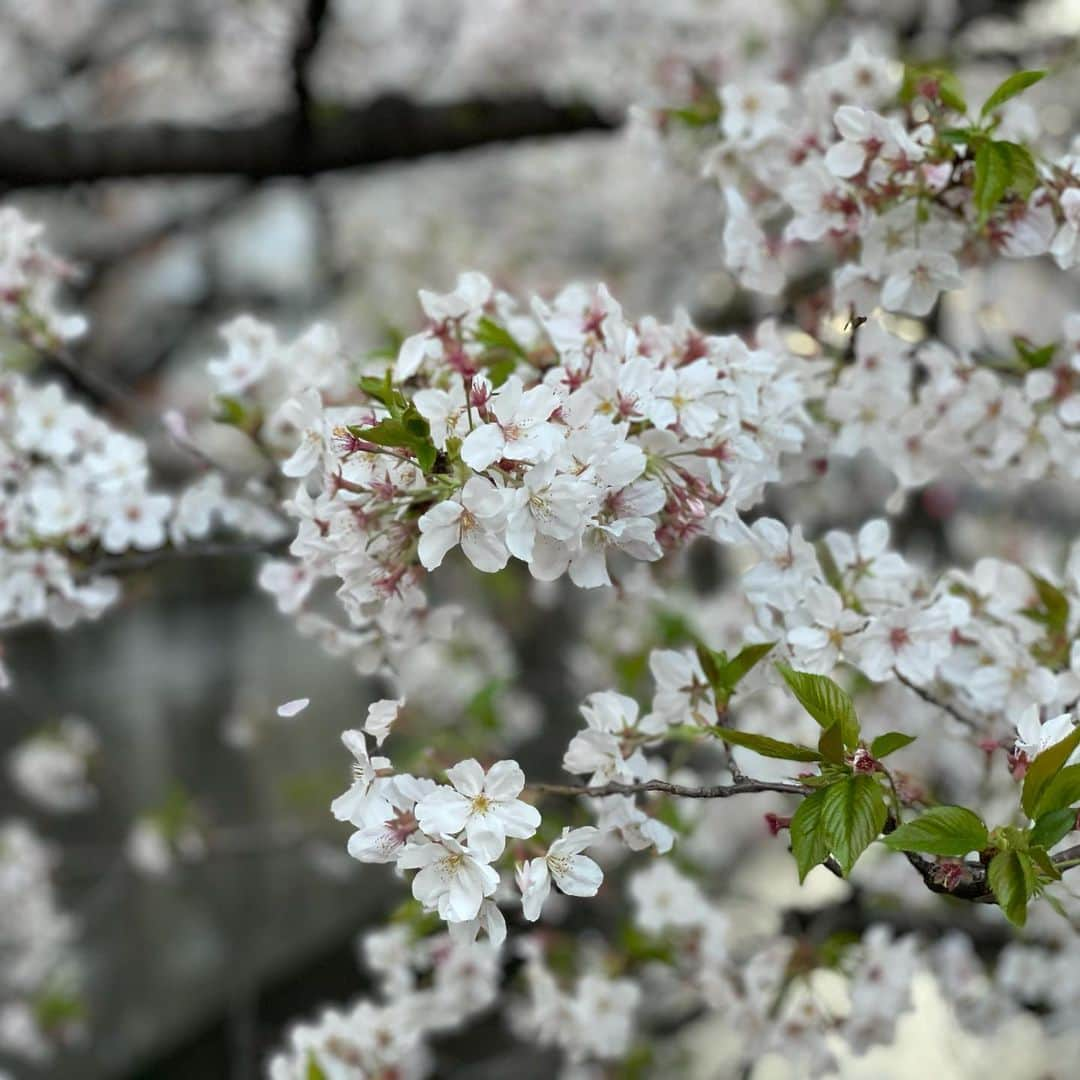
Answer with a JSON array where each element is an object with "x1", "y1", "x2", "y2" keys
[
  {"x1": 74, "y1": 536, "x2": 291, "y2": 581},
  {"x1": 895, "y1": 671, "x2": 980, "y2": 731},
  {"x1": 291, "y1": 0, "x2": 331, "y2": 127},
  {"x1": 0, "y1": 94, "x2": 616, "y2": 189},
  {"x1": 532, "y1": 777, "x2": 810, "y2": 799}
]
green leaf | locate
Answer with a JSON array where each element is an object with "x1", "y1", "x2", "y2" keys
[
  {"x1": 694, "y1": 643, "x2": 722, "y2": 690},
  {"x1": 790, "y1": 788, "x2": 831, "y2": 882},
  {"x1": 870, "y1": 731, "x2": 917, "y2": 759},
  {"x1": 1022, "y1": 727, "x2": 1080, "y2": 818},
  {"x1": 1030, "y1": 807, "x2": 1077, "y2": 850},
  {"x1": 821, "y1": 775, "x2": 887, "y2": 875},
  {"x1": 474, "y1": 317, "x2": 526, "y2": 358},
  {"x1": 483, "y1": 354, "x2": 517, "y2": 388},
  {"x1": 716, "y1": 641, "x2": 776, "y2": 693},
  {"x1": 988, "y1": 850, "x2": 1039, "y2": 926},
  {"x1": 213, "y1": 394, "x2": 250, "y2": 427},
  {"x1": 718, "y1": 727, "x2": 821, "y2": 763},
  {"x1": 349, "y1": 404, "x2": 438, "y2": 474},
  {"x1": 1033, "y1": 763, "x2": 1080, "y2": 818},
  {"x1": 1029, "y1": 845, "x2": 1063, "y2": 881},
  {"x1": 980, "y1": 69, "x2": 1047, "y2": 117},
  {"x1": 358, "y1": 370, "x2": 399, "y2": 411},
  {"x1": 973, "y1": 140, "x2": 1038, "y2": 224},
  {"x1": 817, "y1": 721, "x2": 845, "y2": 765},
  {"x1": 776, "y1": 664, "x2": 860, "y2": 748},
  {"x1": 881, "y1": 805, "x2": 988, "y2": 857},
  {"x1": 1013, "y1": 337, "x2": 1056, "y2": 370},
  {"x1": 1024, "y1": 573, "x2": 1070, "y2": 634},
  {"x1": 306, "y1": 1052, "x2": 329, "y2": 1080}
]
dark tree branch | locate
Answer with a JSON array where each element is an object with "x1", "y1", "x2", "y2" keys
[
  {"x1": 532, "y1": 777, "x2": 810, "y2": 800},
  {"x1": 290, "y1": 0, "x2": 331, "y2": 128},
  {"x1": 0, "y1": 94, "x2": 616, "y2": 190}
]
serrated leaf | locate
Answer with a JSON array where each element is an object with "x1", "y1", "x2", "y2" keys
[
  {"x1": 988, "y1": 850, "x2": 1039, "y2": 926},
  {"x1": 981, "y1": 69, "x2": 1047, "y2": 117},
  {"x1": 776, "y1": 664, "x2": 860, "y2": 748},
  {"x1": 790, "y1": 788, "x2": 830, "y2": 882},
  {"x1": 718, "y1": 728, "x2": 821, "y2": 762},
  {"x1": 1033, "y1": 763, "x2": 1080, "y2": 818},
  {"x1": 821, "y1": 775, "x2": 887, "y2": 875},
  {"x1": 695, "y1": 643, "x2": 721, "y2": 689},
  {"x1": 870, "y1": 731, "x2": 917, "y2": 759},
  {"x1": 358, "y1": 371, "x2": 397, "y2": 410},
  {"x1": 1030, "y1": 807, "x2": 1077, "y2": 850},
  {"x1": 1029, "y1": 845, "x2": 1063, "y2": 881},
  {"x1": 881, "y1": 805, "x2": 988, "y2": 857},
  {"x1": 817, "y1": 721, "x2": 845, "y2": 765},
  {"x1": 1022, "y1": 727, "x2": 1080, "y2": 818},
  {"x1": 717, "y1": 641, "x2": 776, "y2": 692},
  {"x1": 349, "y1": 405, "x2": 437, "y2": 474},
  {"x1": 973, "y1": 140, "x2": 1038, "y2": 224}
]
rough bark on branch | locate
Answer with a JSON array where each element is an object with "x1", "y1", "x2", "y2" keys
[{"x1": 0, "y1": 95, "x2": 617, "y2": 189}]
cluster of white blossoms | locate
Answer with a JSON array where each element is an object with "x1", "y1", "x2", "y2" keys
[
  {"x1": 0, "y1": 822, "x2": 82, "y2": 1065},
  {"x1": 0, "y1": 349, "x2": 285, "y2": 689},
  {"x1": 268, "y1": 923, "x2": 503, "y2": 1079},
  {"x1": 0, "y1": 207, "x2": 86, "y2": 351},
  {"x1": 215, "y1": 270, "x2": 815, "y2": 692},
  {"x1": 7, "y1": 715, "x2": 98, "y2": 813},
  {"x1": 819, "y1": 315, "x2": 1080, "y2": 496},
  {"x1": 330, "y1": 714, "x2": 603, "y2": 947},
  {"x1": 649, "y1": 40, "x2": 1080, "y2": 316}
]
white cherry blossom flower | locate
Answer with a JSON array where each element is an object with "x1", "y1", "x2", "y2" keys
[
  {"x1": 460, "y1": 375, "x2": 561, "y2": 471},
  {"x1": 396, "y1": 834, "x2": 499, "y2": 923},
  {"x1": 415, "y1": 758, "x2": 540, "y2": 859},
  {"x1": 417, "y1": 477, "x2": 510, "y2": 573},
  {"x1": 517, "y1": 826, "x2": 604, "y2": 921}
]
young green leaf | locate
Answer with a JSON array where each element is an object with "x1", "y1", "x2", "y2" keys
[
  {"x1": 973, "y1": 140, "x2": 1038, "y2": 224},
  {"x1": 1024, "y1": 573, "x2": 1070, "y2": 634},
  {"x1": 789, "y1": 788, "x2": 831, "y2": 882},
  {"x1": 1029, "y1": 807, "x2": 1078, "y2": 851},
  {"x1": 1022, "y1": 727, "x2": 1080, "y2": 818},
  {"x1": 1033, "y1": 763, "x2": 1080, "y2": 819},
  {"x1": 817, "y1": 721, "x2": 845, "y2": 765},
  {"x1": 1029, "y1": 845, "x2": 1063, "y2": 882},
  {"x1": 880, "y1": 805, "x2": 988, "y2": 857},
  {"x1": 870, "y1": 731, "x2": 917, "y2": 759},
  {"x1": 821, "y1": 775, "x2": 887, "y2": 875},
  {"x1": 988, "y1": 850, "x2": 1037, "y2": 927},
  {"x1": 776, "y1": 664, "x2": 859, "y2": 748},
  {"x1": 717, "y1": 728, "x2": 821, "y2": 762},
  {"x1": 474, "y1": 317, "x2": 527, "y2": 359},
  {"x1": 716, "y1": 641, "x2": 776, "y2": 693},
  {"x1": 980, "y1": 69, "x2": 1047, "y2": 117}
]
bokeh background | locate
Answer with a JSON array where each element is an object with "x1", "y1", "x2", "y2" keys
[{"x1": 4, "y1": 2, "x2": 1080, "y2": 1078}]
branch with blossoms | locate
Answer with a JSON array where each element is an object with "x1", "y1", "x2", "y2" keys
[{"x1": 12, "y1": 21, "x2": 1080, "y2": 1076}]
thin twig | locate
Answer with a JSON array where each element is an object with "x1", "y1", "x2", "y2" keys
[{"x1": 895, "y1": 671, "x2": 979, "y2": 731}]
